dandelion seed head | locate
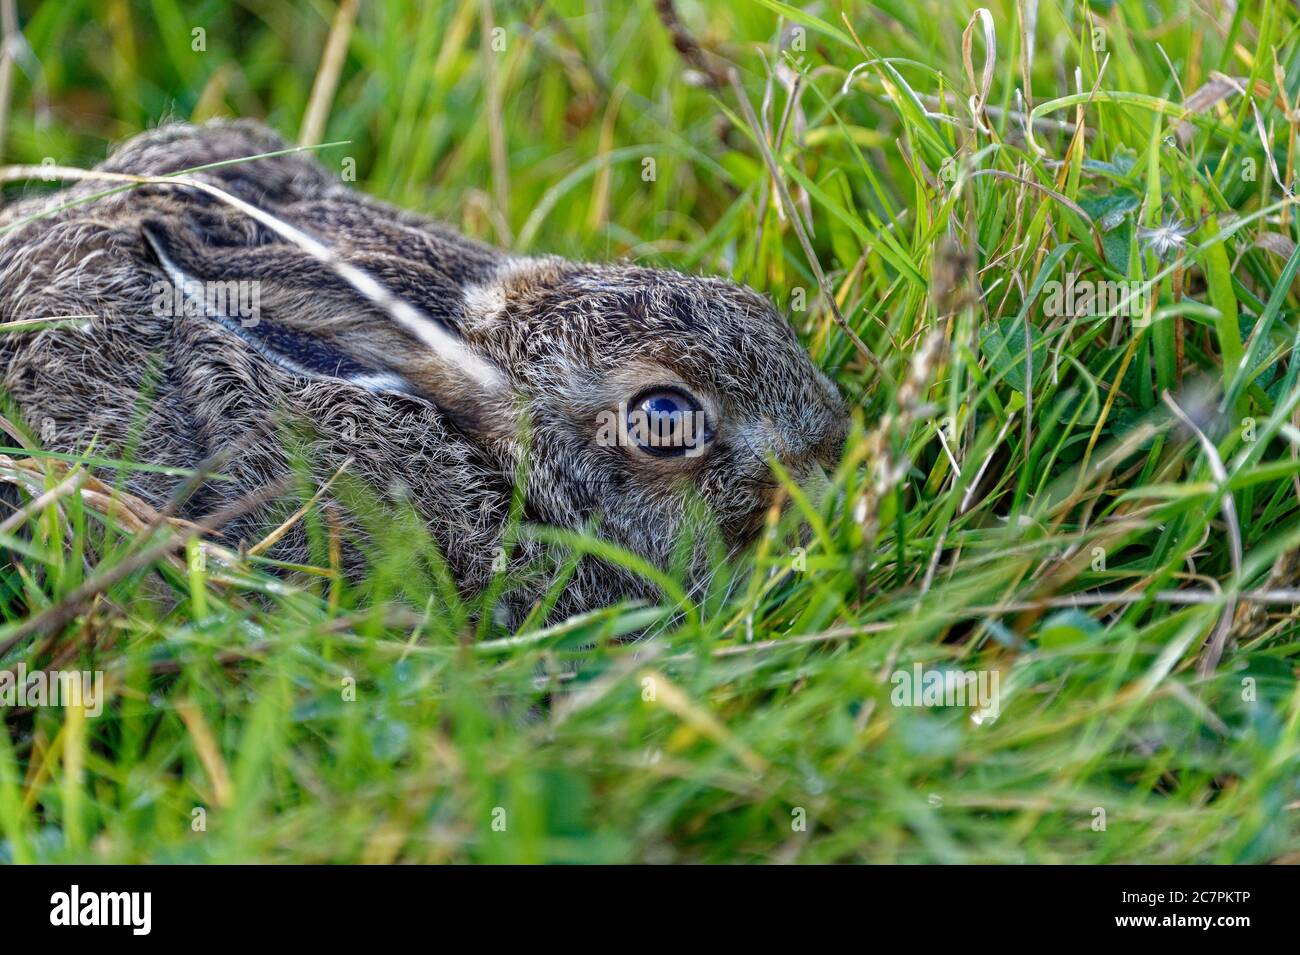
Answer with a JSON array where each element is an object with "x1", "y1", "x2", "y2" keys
[{"x1": 1138, "y1": 213, "x2": 1194, "y2": 259}]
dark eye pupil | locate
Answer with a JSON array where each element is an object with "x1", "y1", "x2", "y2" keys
[{"x1": 642, "y1": 394, "x2": 685, "y2": 419}]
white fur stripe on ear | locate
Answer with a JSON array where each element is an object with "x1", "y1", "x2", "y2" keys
[{"x1": 143, "y1": 222, "x2": 411, "y2": 396}]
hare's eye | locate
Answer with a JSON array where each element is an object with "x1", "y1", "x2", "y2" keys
[{"x1": 627, "y1": 387, "x2": 712, "y2": 457}]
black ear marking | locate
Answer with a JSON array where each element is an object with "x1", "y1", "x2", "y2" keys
[{"x1": 141, "y1": 220, "x2": 411, "y2": 394}]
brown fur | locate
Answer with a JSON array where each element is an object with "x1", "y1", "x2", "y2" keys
[{"x1": 0, "y1": 120, "x2": 847, "y2": 625}]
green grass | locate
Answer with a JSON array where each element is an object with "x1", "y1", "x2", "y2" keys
[{"x1": 1, "y1": 0, "x2": 1299, "y2": 863}]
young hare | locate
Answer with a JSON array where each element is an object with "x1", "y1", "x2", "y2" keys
[{"x1": 0, "y1": 120, "x2": 848, "y2": 625}]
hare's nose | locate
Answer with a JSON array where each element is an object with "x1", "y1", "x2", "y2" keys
[
  {"x1": 814, "y1": 415, "x2": 849, "y2": 469},
  {"x1": 744, "y1": 412, "x2": 847, "y2": 476},
  {"x1": 799, "y1": 463, "x2": 835, "y2": 508}
]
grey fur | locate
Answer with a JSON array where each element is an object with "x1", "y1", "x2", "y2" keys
[{"x1": 0, "y1": 120, "x2": 847, "y2": 625}]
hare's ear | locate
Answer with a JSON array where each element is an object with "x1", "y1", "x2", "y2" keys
[{"x1": 141, "y1": 220, "x2": 515, "y2": 439}]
